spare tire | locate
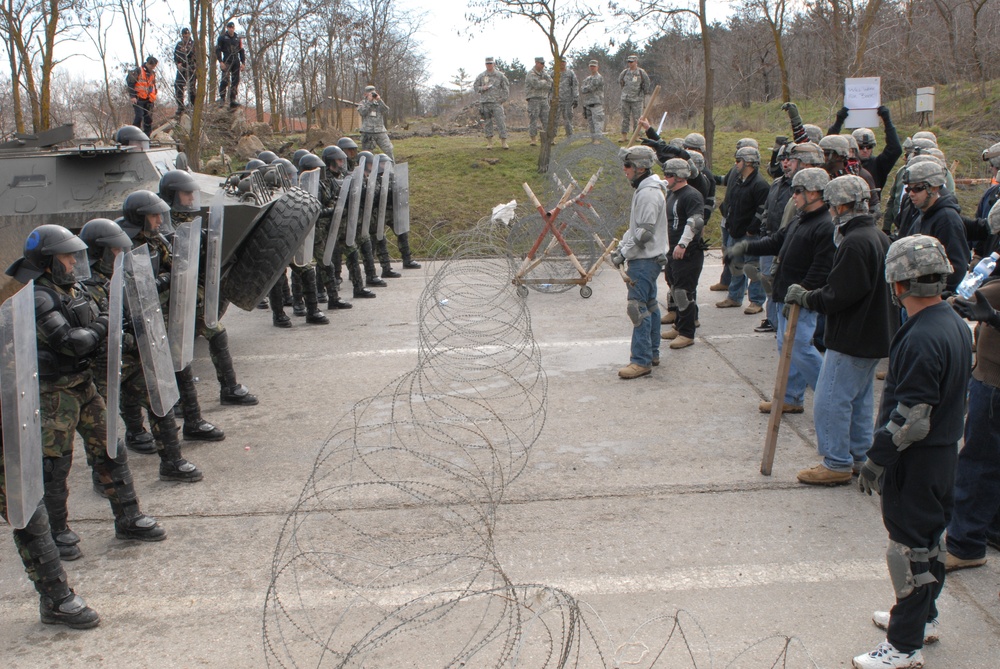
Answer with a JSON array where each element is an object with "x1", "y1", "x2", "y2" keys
[{"x1": 220, "y1": 187, "x2": 320, "y2": 310}]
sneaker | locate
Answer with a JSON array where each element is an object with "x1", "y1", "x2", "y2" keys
[
  {"x1": 40, "y1": 593, "x2": 101, "y2": 629},
  {"x1": 709, "y1": 281, "x2": 728, "y2": 292},
  {"x1": 944, "y1": 552, "x2": 987, "y2": 572},
  {"x1": 872, "y1": 611, "x2": 939, "y2": 644},
  {"x1": 661, "y1": 328, "x2": 679, "y2": 340},
  {"x1": 618, "y1": 363, "x2": 651, "y2": 380},
  {"x1": 744, "y1": 303, "x2": 763, "y2": 315},
  {"x1": 669, "y1": 335, "x2": 695, "y2": 349},
  {"x1": 852, "y1": 641, "x2": 923, "y2": 669},
  {"x1": 716, "y1": 298, "x2": 741, "y2": 308},
  {"x1": 758, "y1": 400, "x2": 804, "y2": 414},
  {"x1": 796, "y1": 463, "x2": 852, "y2": 486},
  {"x1": 754, "y1": 319, "x2": 776, "y2": 333},
  {"x1": 661, "y1": 311, "x2": 676, "y2": 324}
]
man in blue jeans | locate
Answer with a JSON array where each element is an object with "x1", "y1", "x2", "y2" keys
[
  {"x1": 716, "y1": 146, "x2": 770, "y2": 314},
  {"x1": 784, "y1": 175, "x2": 893, "y2": 485},
  {"x1": 611, "y1": 145, "x2": 668, "y2": 380}
]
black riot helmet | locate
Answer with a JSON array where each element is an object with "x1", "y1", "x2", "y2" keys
[
  {"x1": 121, "y1": 190, "x2": 173, "y2": 238},
  {"x1": 5, "y1": 224, "x2": 91, "y2": 285},
  {"x1": 357, "y1": 151, "x2": 375, "y2": 174},
  {"x1": 114, "y1": 125, "x2": 150, "y2": 150},
  {"x1": 322, "y1": 145, "x2": 347, "y2": 165},
  {"x1": 297, "y1": 153, "x2": 324, "y2": 172},
  {"x1": 257, "y1": 150, "x2": 278, "y2": 164},
  {"x1": 292, "y1": 149, "x2": 310, "y2": 166},
  {"x1": 158, "y1": 169, "x2": 201, "y2": 212},
  {"x1": 273, "y1": 157, "x2": 297, "y2": 182},
  {"x1": 245, "y1": 158, "x2": 265, "y2": 171},
  {"x1": 336, "y1": 137, "x2": 358, "y2": 156},
  {"x1": 79, "y1": 218, "x2": 132, "y2": 274}
]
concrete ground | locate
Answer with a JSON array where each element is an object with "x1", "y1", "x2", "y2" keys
[{"x1": 2, "y1": 254, "x2": 998, "y2": 668}]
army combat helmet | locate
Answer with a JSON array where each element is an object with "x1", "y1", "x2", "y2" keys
[
  {"x1": 884, "y1": 234, "x2": 952, "y2": 303},
  {"x1": 5, "y1": 225, "x2": 91, "y2": 285}
]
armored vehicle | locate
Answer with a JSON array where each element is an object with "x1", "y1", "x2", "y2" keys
[{"x1": 0, "y1": 124, "x2": 318, "y2": 309}]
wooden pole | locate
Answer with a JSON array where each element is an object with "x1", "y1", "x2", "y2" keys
[
  {"x1": 760, "y1": 304, "x2": 799, "y2": 476},
  {"x1": 626, "y1": 85, "x2": 661, "y2": 146}
]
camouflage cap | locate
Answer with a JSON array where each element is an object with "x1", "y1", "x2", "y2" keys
[
  {"x1": 627, "y1": 55, "x2": 638, "y2": 62},
  {"x1": 803, "y1": 124, "x2": 823, "y2": 143},
  {"x1": 588, "y1": 59, "x2": 598, "y2": 67},
  {"x1": 534, "y1": 56, "x2": 545, "y2": 64},
  {"x1": 736, "y1": 137, "x2": 758, "y2": 150},
  {"x1": 903, "y1": 160, "x2": 946, "y2": 187},
  {"x1": 735, "y1": 146, "x2": 761, "y2": 165},
  {"x1": 989, "y1": 199, "x2": 1000, "y2": 234},
  {"x1": 824, "y1": 175, "x2": 870, "y2": 208},
  {"x1": 485, "y1": 57, "x2": 495, "y2": 64},
  {"x1": 364, "y1": 85, "x2": 376, "y2": 93},
  {"x1": 662, "y1": 158, "x2": 691, "y2": 179},
  {"x1": 984, "y1": 141, "x2": 1000, "y2": 169},
  {"x1": 787, "y1": 141, "x2": 825, "y2": 166},
  {"x1": 852, "y1": 128, "x2": 876, "y2": 148},
  {"x1": 912, "y1": 130, "x2": 938, "y2": 146},
  {"x1": 819, "y1": 134, "x2": 850, "y2": 158},
  {"x1": 792, "y1": 167, "x2": 829, "y2": 193},
  {"x1": 619, "y1": 145, "x2": 656, "y2": 169},
  {"x1": 885, "y1": 234, "x2": 953, "y2": 290},
  {"x1": 683, "y1": 132, "x2": 706, "y2": 152}
]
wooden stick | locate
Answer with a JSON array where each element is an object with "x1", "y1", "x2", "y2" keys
[
  {"x1": 627, "y1": 85, "x2": 661, "y2": 146},
  {"x1": 761, "y1": 304, "x2": 799, "y2": 476}
]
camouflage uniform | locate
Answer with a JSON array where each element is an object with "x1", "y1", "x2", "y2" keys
[
  {"x1": 357, "y1": 98, "x2": 394, "y2": 160},
  {"x1": 580, "y1": 68, "x2": 605, "y2": 141},
  {"x1": 525, "y1": 64, "x2": 553, "y2": 141},
  {"x1": 556, "y1": 66, "x2": 579, "y2": 137},
  {"x1": 313, "y1": 167, "x2": 349, "y2": 305},
  {"x1": 474, "y1": 67, "x2": 510, "y2": 140},
  {"x1": 618, "y1": 65, "x2": 651, "y2": 135}
]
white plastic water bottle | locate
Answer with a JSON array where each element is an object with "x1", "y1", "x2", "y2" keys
[{"x1": 957, "y1": 251, "x2": 999, "y2": 299}]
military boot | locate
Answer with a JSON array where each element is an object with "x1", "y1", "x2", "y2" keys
[
  {"x1": 301, "y1": 265, "x2": 330, "y2": 324},
  {"x1": 377, "y1": 238, "x2": 401, "y2": 278},
  {"x1": 280, "y1": 273, "x2": 293, "y2": 306},
  {"x1": 325, "y1": 277, "x2": 352, "y2": 310},
  {"x1": 176, "y1": 365, "x2": 225, "y2": 441},
  {"x1": 501, "y1": 138, "x2": 510, "y2": 150},
  {"x1": 361, "y1": 239, "x2": 387, "y2": 287},
  {"x1": 123, "y1": 400, "x2": 156, "y2": 454},
  {"x1": 269, "y1": 281, "x2": 292, "y2": 328},
  {"x1": 486, "y1": 137, "x2": 494, "y2": 149},
  {"x1": 13, "y1": 504, "x2": 100, "y2": 629},
  {"x1": 209, "y1": 330, "x2": 260, "y2": 405},
  {"x1": 43, "y1": 455, "x2": 82, "y2": 561},
  {"x1": 290, "y1": 268, "x2": 306, "y2": 316},
  {"x1": 349, "y1": 251, "x2": 376, "y2": 298},
  {"x1": 158, "y1": 436, "x2": 204, "y2": 483},
  {"x1": 102, "y1": 451, "x2": 167, "y2": 542},
  {"x1": 398, "y1": 232, "x2": 421, "y2": 269}
]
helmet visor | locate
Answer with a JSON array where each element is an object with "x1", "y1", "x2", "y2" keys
[
  {"x1": 171, "y1": 187, "x2": 201, "y2": 214},
  {"x1": 51, "y1": 249, "x2": 92, "y2": 285},
  {"x1": 138, "y1": 199, "x2": 174, "y2": 235}
]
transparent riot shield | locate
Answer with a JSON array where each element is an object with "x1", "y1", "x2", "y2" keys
[
  {"x1": 203, "y1": 190, "x2": 225, "y2": 329},
  {"x1": 168, "y1": 217, "x2": 202, "y2": 372},
  {"x1": 393, "y1": 162, "x2": 411, "y2": 235},
  {"x1": 0, "y1": 282, "x2": 43, "y2": 529},
  {"x1": 294, "y1": 169, "x2": 320, "y2": 266},
  {"x1": 376, "y1": 163, "x2": 393, "y2": 241},
  {"x1": 124, "y1": 245, "x2": 180, "y2": 417},
  {"x1": 322, "y1": 174, "x2": 352, "y2": 266},
  {"x1": 361, "y1": 155, "x2": 381, "y2": 235},
  {"x1": 346, "y1": 158, "x2": 366, "y2": 248},
  {"x1": 105, "y1": 253, "x2": 124, "y2": 459}
]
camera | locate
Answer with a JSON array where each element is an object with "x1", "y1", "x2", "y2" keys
[{"x1": 775, "y1": 135, "x2": 788, "y2": 146}]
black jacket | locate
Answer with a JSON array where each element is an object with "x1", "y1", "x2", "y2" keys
[
  {"x1": 763, "y1": 176, "x2": 792, "y2": 235},
  {"x1": 806, "y1": 215, "x2": 892, "y2": 359},
  {"x1": 216, "y1": 32, "x2": 245, "y2": 66},
  {"x1": 827, "y1": 116, "x2": 903, "y2": 190},
  {"x1": 910, "y1": 189, "x2": 970, "y2": 292},
  {"x1": 745, "y1": 205, "x2": 835, "y2": 303},
  {"x1": 721, "y1": 168, "x2": 770, "y2": 239}
]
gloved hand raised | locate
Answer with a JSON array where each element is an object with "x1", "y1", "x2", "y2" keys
[
  {"x1": 781, "y1": 102, "x2": 802, "y2": 125},
  {"x1": 835, "y1": 106, "x2": 850, "y2": 122}
]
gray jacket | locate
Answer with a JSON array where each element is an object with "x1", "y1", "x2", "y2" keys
[{"x1": 619, "y1": 175, "x2": 668, "y2": 260}]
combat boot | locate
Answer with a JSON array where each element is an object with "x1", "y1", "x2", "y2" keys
[
  {"x1": 486, "y1": 137, "x2": 494, "y2": 149},
  {"x1": 269, "y1": 281, "x2": 292, "y2": 328},
  {"x1": 325, "y1": 278, "x2": 352, "y2": 310},
  {"x1": 316, "y1": 284, "x2": 328, "y2": 303},
  {"x1": 176, "y1": 365, "x2": 225, "y2": 441},
  {"x1": 361, "y1": 239, "x2": 386, "y2": 286},
  {"x1": 376, "y1": 238, "x2": 401, "y2": 278},
  {"x1": 501, "y1": 139, "x2": 510, "y2": 150},
  {"x1": 290, "y1": 268, "x2": 306, "y2": 316},
  {"x1": 158, "y1": 438, "x2": 204, "y2": 483},
  {"x1": 398, "y1": 232, "x2": 421, "y2": 269},
  {"x1": 209, "y1": 330, "x2": 259, "y2": 406},
  {"x1": 123, "y1": 401, "x2": 156, "y2": 454},
  {"x1": 43, "y1": 455, "x2": 82, "y2": 561},
  {"x1": 280, "y1": 272, "x2": 293, "y2": 306},
  {"x1": 349, "y1": 252, "x2": 376, "y2": 298},
  {"x1": 103, "y1": 451, "x2": 167, "y2": 542},
  {"x1": 14, "y1": 504, "x2": 100, "y2": 629}
]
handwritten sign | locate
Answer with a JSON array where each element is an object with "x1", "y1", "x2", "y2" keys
[{"x1": 844, "y1": 77, "x2": 880, "y2": 109}]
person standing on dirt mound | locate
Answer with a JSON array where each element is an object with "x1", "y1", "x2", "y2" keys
[{"x1": 216, "y1": 21, "x2": 245, "y2": 108}]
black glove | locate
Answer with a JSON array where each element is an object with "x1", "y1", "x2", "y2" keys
[
  {"x1": 835, "y1": 106, "x2": 849, "y2": 122},
  {"x1": 572, "y1": 100, "x2": 578, "y2": 109},
  {"x1": 858, "y1": 460, "x2": 885, "y2": 496},
  {"x1": 953, "y1": 290, "x2": 1000, "y2": 329},
  {"x1": 877, "y1": 105, "x2": 891, "y2": 121},
  {"x1": 155, "y1": 272, "x2": 171, "y2": 293}
]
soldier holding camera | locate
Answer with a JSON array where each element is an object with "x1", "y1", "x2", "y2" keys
[{"x1": 357, "y1": 86, "x2": 394, "y2": 161}]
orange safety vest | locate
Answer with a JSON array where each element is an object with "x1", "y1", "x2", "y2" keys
[{"x1": 134, "y1": 66, "x2": 157, "y2": 102}]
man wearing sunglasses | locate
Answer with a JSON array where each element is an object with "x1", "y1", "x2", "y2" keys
[
  {"x1": 902, "y1": 160, "x2": 969, "y2": 293},
  {"x1": 659, "y1": 158, "x2": 705, "y2": 350},
  {"x1": 610, "y1": 146, "x2": 668, "y2": 379}
]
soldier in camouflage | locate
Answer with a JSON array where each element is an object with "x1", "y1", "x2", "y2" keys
[
  {"x1": 354, "y1": 151, "x2": 388, "y2": 290},
  {"x1": 555, "y1": 58, "x2": 579, "y2": 138},
  {"x1": 357, "y1": 86, "x2": 394, "y2": 161},
  {"x1": 618, "y1": 55, "x2": 650, "y2": 142},
  {"x1": 580, "y1": 60, "x2": 604, "y2": 144},
  {"x1": 307, "y1": 150, "x2": 353, "y2": 310},
  {"x1": 474, "y1": 57, "x2": 510, "y2": 149},
  {"x1": 525, "y1": 57, "x2": 553, "y2": 146},
  {"x1": 5, "y1": 224, "x2": 167, "y2": 564}
]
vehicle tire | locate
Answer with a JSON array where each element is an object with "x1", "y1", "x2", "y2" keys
[{"x1": 220, "y1": 188, "x2": 320, "y2": 310}]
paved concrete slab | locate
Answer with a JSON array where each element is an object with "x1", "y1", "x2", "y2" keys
[{"x1": 2, "y1": 255, "x2": 998, "y2": 668}]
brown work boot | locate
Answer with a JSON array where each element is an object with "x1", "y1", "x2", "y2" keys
[
  {"x1": 661, "y1": 328, "x2": 679, "y2": 340},
  {"x1": 744, "y1": 303, "x2": 763, "y2": 315},
  {"x1": 758, "y1": 400, "x2": 804, "y2": 414},
  {"x1": 709, "y1": 281, "x2": 728, "y2": 292},
  {"x1": 501, "y1": 139, "x2": 509, "y2": 150},
  {"x1": 618, "y1": 363, "x2": 651, "y2": 379},
  {"x1": 669, "y1": 335, "x2": 695, "y2": 349},
  {"x1": 530, "y1": 138, "x2": 537, "y2": 146},
  {"x1": 876, "y1": 370, "x2": 887, "y2": 380},
  {"x1": 797, "y1": 464, "x2": 852, "y2": 486},
  {"x1": 661, "y1": 311, "x2": 676, "y2": 324},
  {"x1": 716, "y1": 298, "x2": 741, "y2": 308},
  {"x1": 486, "y1": 137, "x2": 494, "y2": 149},
  {"x1": 945, "y1": 552, "x2": 987, "y2": 572}
]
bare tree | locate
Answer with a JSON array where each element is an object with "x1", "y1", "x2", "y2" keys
[{"x1": 741, "y1": 0, "x2": 790, "y2": 102}]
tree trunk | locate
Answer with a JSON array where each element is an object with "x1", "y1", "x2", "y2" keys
[
  {"x1": 700, "y1": 0, "x2": 715, "y2": 167},
  {"x1": 850, "y1": 0, "x2": 885, "y2": 75}
]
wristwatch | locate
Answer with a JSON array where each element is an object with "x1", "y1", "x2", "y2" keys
[{"x1": 677, "y1": 243, "x2": 686, "y2": 249}]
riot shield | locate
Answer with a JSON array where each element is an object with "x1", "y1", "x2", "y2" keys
[
  {"x1": 203, "y1": 190, "x2": 225, "y2": 330},
  {"x1": 168, "y1": 217, "x2": 202, "y2": 371},
  {"x1": 376, "y1": 163, "x2": 392, "y2": 241},
  {"x1": 294, "y1": 169, "x2": 320, "y2": 266},
  {"x1": 346, "y1": 158, "x2": 365, "y2": 248},
  {"x1": 0, "y1": 283, "x2": 43, "y2": 529},
  {"x1": 124, "y1": 245, "x2": 180, "y2": 417},
  {"x1": 361, "y1": 155, "x2": 381, "y2": 236},
  {"x1": 393, "y1": 162, "x2": 411, "y2": 235},
  {"x1": 322, "y1": 174, "x2": 352, "y2": 265},
  {"x1": 105, "y1": 253, "x2": 124, "y2": 459}
]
